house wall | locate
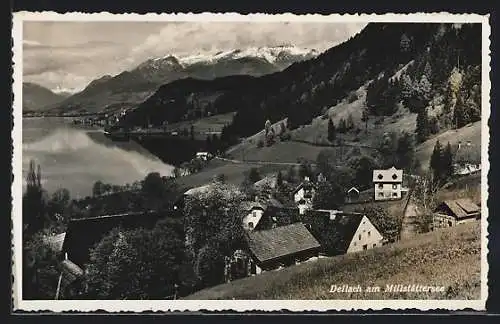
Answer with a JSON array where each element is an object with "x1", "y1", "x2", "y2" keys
[
  {"x1": 242, "y1": 209, "x2": 264, "y2": 230},
  {"x1": 374, "y1": 182, "x2": 402, "y2": 201},
  {"x1": 346, "y1": 216, "x2": 384, "y2": 253},
  {"x1": 433, "y1": 213, "x2": 478, "y2": 228},
  {"x1": 294, "y1": 188, "x2": 305, "y2": 203}
]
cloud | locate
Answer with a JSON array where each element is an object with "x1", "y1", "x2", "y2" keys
[{"x1": 131, "y1": 22, "x2": 367, "y2": 60}]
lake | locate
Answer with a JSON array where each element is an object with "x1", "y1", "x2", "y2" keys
[{"x1": 21, "y1": 117, "x2": 174, "y2": 198}]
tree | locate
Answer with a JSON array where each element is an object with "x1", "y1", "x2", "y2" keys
[
  {"x1": 264, "y1": 119, "x2": 272, "y2": 134},
  {"x1": 442, "y1": 142, "x2": 454, "y2": 181},
  {"x1": 23, "y1": 232, "x2": 60, "y2": 300},
  {"x1": 23, "y1": 160, "x2": 46, "y2": 237},
  {"x1": 173, "y1": 167, "x2": 182, "y2": 179},
  {"x1": 183, "y1": 183, "x2": 246, "y2": 287},
  {"x1": 453, "y1": 92, "x2": 469, "y2": 129},
  {"x1": 286, "y1": 165, "x2": 297, "y2": 183},
  {"x1": 348, "y1": 155, "x2": 378, "y2": 190},
  {"x1": 327, "y1": 118, "x2": 336, "y2": 142},
  {"x1": 312, "y1": 181, "x2": 345, "y2": 210},
  {"x1": 214, "y1": 173, "x2": 226, "y2": 184},
  {"x1": 279, "y1": 122, "x2": 287, "y2": 136},
  {"x1": 276, "y1": 171, "x2": 284, "y2": 188},
  {"x1": 416, "y1": 108, "x2": 430, "y2": 143},
  {"x1": 400, "y1": 33, "x2": 411, "y2": 53},
  {"x1": 84, "y1": 220, "x2": 190, "y2": 299},
  {"x1": 247, "y1": 168, "x2": 261, "y2": 183},
  {"x1": 141, "y1": 172, "x2": 178, "y2": 211},
  {"x1": 361, "y1": 109, "x2": 369, "y2": 132},
  {"x1": 346, "y1": 114, "x2": 355, "y2": 130},
  {"x1": 430, "y1": 140, "x2": 443, "y2": 183},
  {"x1": 395, "y1": 132, "x2": 416, "y2": 171},
  {"x1": 92, "y1": 181, "x2": 105, "y2": 197},
  {"x1": 298, "y1": 160, "x2": 313, "y2": 180},
  {"x1": 190, "y1": 125, "x2": 195, "y2": 140}
]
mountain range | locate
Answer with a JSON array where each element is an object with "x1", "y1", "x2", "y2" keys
[
  {"x1": 120, "y1": 22, "x2": 481, "y2": 158},
  {"x1": 44, "y1": 45, "x2": 318, "y2": 114},
  {"x1": 22, "y1": 82, "x2": 71, "y2": 112}
]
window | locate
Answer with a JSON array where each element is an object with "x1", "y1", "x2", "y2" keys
[
  {"x1": 393, "y1": 192, "x2": 398, "y2": 197},
  {"x1": 378, "y1": 174, "x2": 383, "y2": 180},
  {"x1": 392, "y1": 184, "x2": 398, "y2": 190},
  {"x1": 378, "y1": 192, "x2": 384, "y2": 197},
  {"x1": 378, "y1": 184, "x2": 383, "y2": 189},
  {"x1": 359, "y1": 234, "x2": 362, "y2": 240},
  {"x1": 363, "y1": 244, "x2": 368, "y2": 250},
  {"x1": 392, "y1": 174, "x2": 398, "y2": 180},
  {"x1": 248, "y1": 222, "x2": 254, "y2": 229},
  {"x1": 373, "y1": 243, "x2": 376, "y2": 248},
  {"x1": 368, "y1": 231, "x2": 371, "y2": 237},
  {"x1": 252, "y1": 211, "x2": 257, "y2": 217}
]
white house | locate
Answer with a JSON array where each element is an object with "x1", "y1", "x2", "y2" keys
[
  {"x1": 196, "y1": 152, "x2": 213, "y2": 161},
  {"x1": 330, "y1": 214, "x2": 385, "y2": 254},
  {"x1": 292, "y1": 177, "x2": 317, "y2": 214},
  {"x1": 372, "y1": 166, "x2": 403, "y2": 201},
  {"x1": 240, "y1": 201, "x2": 266, "y2": 231}
]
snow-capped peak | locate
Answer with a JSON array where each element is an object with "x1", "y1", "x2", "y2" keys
[{"x1": 176, "y1": 45, "x2": 319, "y2": 66}]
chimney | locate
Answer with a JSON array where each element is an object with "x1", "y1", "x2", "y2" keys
[{"x1": 457, "y1": 141, "x2": 462, "y2": 150}]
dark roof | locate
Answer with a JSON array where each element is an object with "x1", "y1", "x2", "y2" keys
[
  {"x1": 240, "y1": 201, "x2": 266, "y2": 211},
  {"x1": 60, "y1": 259, "x2": 84, "y2": 286},
  {"x1": 329, "y1": 214, "x2": 365, "y2": 254},
  {"x1": 292, "y1": 181, "x2": 316, "y2": 194},
  {"x1": 62, "y1": 211, "x2": 163, "y2": 268},
  {"x1": 434, "y1": 199, "x2": 480, "y2": 219},
  {"x1": 247, "y1": 223, "x2": 320, "y2": 263}
]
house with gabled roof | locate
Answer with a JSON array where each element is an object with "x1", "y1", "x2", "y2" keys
[
  {"x1": 292, "y1": 176, "x2": 317, "y2": 214},
  {"x1": 433, "y1": 198, "x2": 480, "y2": 228},
  {"x1": 301, "y1": 210, "x2": 384, "y2": 256},
  {"x1": 246, "y1": 223, "x2": 321, "y2": 273},
  {"x1": 372, "y1": 166, "x2": 404, "y2": 201}
]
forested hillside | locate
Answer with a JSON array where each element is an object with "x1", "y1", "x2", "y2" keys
[{"x1": 121, "y1": 23, "x2": 481, "y2": 151}]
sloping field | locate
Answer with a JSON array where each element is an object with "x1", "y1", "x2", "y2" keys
[
  {"x1": 415, "y1": 121, "x2": 481, "y2": 171},
  {"x1": 176, "y1": 159, "x2": 286, "y2": 190},
  {"x1": 185, "y1": 222, "x2": 481, "y2": 300}
]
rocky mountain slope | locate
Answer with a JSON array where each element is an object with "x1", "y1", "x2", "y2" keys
[
  {"x1": 22, "y1": 82, "x2": 70, "y2": 112},
  {"x1": 48, "y1": 46, "x2": 318, "y2": 115}
]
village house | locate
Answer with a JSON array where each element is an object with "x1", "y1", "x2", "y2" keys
[
  {"x1": 62, "y1": 211, "x2": 164, "y2": 269},
  {"x1": 453, "y1": 140, "x2": 481, "y2": 176},
  {"x1": 240, "y1": 197, "x2": 300, "y2": 231},
  {"x1": 433, "y1": 198, "x2": 481, "y2": 228},
  {"x1": 303, "y1": 210, "x2": 385, "y2": 255},
  {"x1": 346, "y1": 187, "x2": 360, "y2": 203},
  {"x1": 195, "y1": 152, "x2": 213, "y2": 161},
  {"x1": 240, "y1": 201, "x2": 266, "y2": 231},
  {"x1": 329, "y1": 213, "x2": 385, "y2": 254},
  {"x1": 292, "y1": 176, "x2": 317, "y2": 214},
  {"x1": 372, "y1": 166, "x2": 403, "y2": 201},
  {"x1": 245, "y1": 223, "x2": 321, "y2": 273}
]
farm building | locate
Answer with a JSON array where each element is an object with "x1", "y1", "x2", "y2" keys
[
  {"x1": 246, "y1": 223, "x2": 321, "y2": 273},
  {"x1": 433, "y1": 198, "x2": 481, "y2": 228}
]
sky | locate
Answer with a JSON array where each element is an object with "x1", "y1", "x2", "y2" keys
[{"x1": 22, "y1": 21, "x2": 367, "y2": 93}]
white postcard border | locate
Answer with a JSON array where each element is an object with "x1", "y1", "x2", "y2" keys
[{"x1": 11, "y1": 11, "x2": 491, "y2": 312}]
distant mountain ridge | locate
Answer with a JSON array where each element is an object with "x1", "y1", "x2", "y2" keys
[
  {"x1": 22, "y1": 82, "x2": 70, "y2": 112},
  {"x1": 49, "y1": 45, "x2": 319, "y2": 115}
]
